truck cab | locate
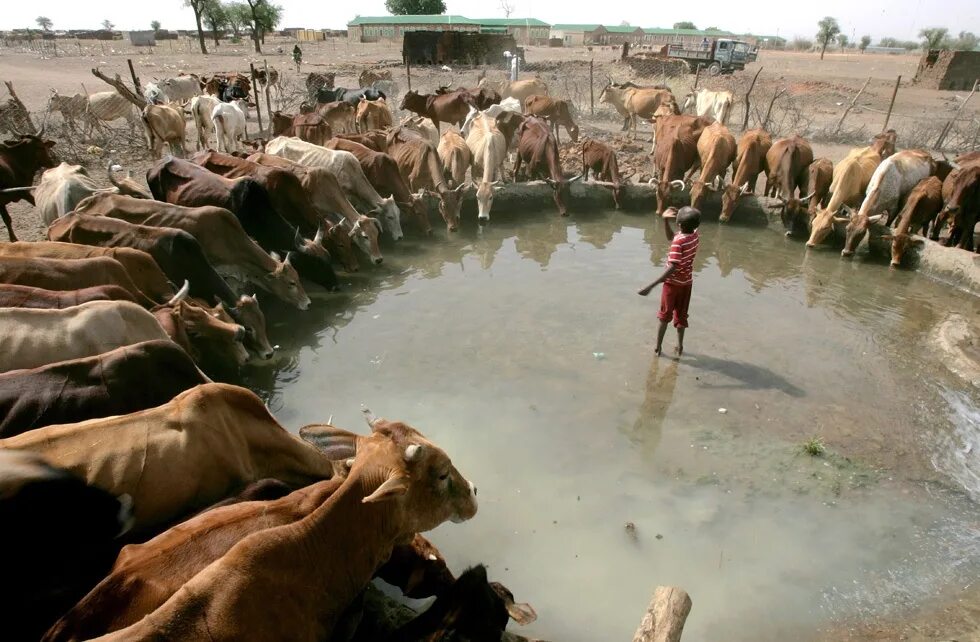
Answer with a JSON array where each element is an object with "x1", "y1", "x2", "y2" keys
[{"x1": 712, "y1": 39, "x2": 751, "y2": 73}]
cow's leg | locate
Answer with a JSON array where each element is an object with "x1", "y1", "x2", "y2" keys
[
  {"x1": 0, "y1": 204, "x2": 17, "y2": 242},
  {"x1": 513, "y1": 153, "x2": 524, "y2": 182}
]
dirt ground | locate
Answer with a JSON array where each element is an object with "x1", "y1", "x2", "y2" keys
[{"x1": 1, "y1": 37, "x2": 979, "y2": 640}]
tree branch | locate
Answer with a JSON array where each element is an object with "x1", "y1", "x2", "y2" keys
[{"x1": 90, "y1": 68, "x2": 148, "y2": 109}]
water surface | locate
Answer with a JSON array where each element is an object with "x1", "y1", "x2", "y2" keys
[{"x1": 245, "y1": 211, "x2": 980, "y2": 641}]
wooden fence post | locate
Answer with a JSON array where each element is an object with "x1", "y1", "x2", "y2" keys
[
  {"x1": 589, "y1": 59, "x2": 595, "y2": 115},
  {"x1": 762, "y1": 87, "x2": 787, "y2": 130},
  {"x1": 263, "y1": 59, "x2": 273, "y2": 120},
  {"x1": 971, "y1": 119, "x2": 980, "y2": 150},
  {"x1": 249, "y1": 63, "x2": 263, "y2": 136},
  {"x1": 741, "y1": 66, "x2": 762, "y2": 131},
  {"x1": 632, "y1": 586, "x2": 692, "y2": 642},
  {"x1": 935, "y1": 79, "x2": 978, "y2": 149},
  {"x1": 127, "y1": 59, "x2": 141, "y2": 95},
  {"x1": 882, "y1": 74, "x2": 901, "y2": 131},
  {"x1": 692, "y1": 64, "x2": 702, "y2": 91},
  {"x1": 835, "y1": 76, "x2": 871, "y2": 134},
  {"x1": 406, "y1": 58, "x2": 412, "y2": 92}
]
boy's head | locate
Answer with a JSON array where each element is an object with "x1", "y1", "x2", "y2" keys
[{"x1": 677, "y1": 206, "x2": 701, "y2": 233}]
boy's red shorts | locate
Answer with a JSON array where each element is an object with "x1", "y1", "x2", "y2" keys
[{"x1": 658, "y1": 282, "x2": 692, "y2": 328}]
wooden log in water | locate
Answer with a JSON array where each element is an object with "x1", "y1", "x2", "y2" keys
[{"x1": 631, "y1": 586, "x2": 692, "y2": 642}]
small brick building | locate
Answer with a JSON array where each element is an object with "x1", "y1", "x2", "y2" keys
[{"x1": 913, "y1": 50, "x2": 980, "y2": 91}]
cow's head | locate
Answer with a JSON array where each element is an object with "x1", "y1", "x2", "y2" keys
[
  {"x1": 323, "y1": 218, "x2": 360, "y2": 272},
  {"x1": 286, "y1": 234, "x2": 340, "y2": 293},
  {"x1": 435, "y1": 184, "x2": 466, "y2": 232},
  {"x1": 399, "y1": 90, "x2": 420, "y2": 111},
  {"x1": 871, "y1": 129, "x2": 897, "y2": 160},
  {"x1": 175, "y1": 301, "x2": 250, "y2": 367},
  {"x1": 372, "y1": 196, "x2": 403, "y2": 241},
  {"x1": 349, "y1": 215, "x2": 384, "y2": 264},
  {"x1": 228, "y1": 294, "x2": 275, "y2": 361},
  {"x1": 777, "y1": 191, "x2": 816, "y2": 236},
  {"x1": 404, "y1": 191, "x2": 432, "y2": 236},
  {"x1": 719, "y1": 181, "x2": 750, "y2": 222},
  {"x1": 689, "y1": 175, "x2": 721, "y2": 211},
  {"x1": 842, "y1": 210, "x2": 885, "y2": 257},
  {"x1": 880, "y1": 231, "x2": 924, "y2": 267},
  {"x1": 546, "y1": 174, "x2": 582, "y2": 217},
  {"x1": 806, "y1": 206, "x2": 850, "y2": 248},
  {"x1": 301, "y1": 413, "x2": 478, "y2": 531},
  {"x1": 475, "y1": 180, "x2": 502, "y2": 223},
  {"x1": 657, "y1": 178, "x2": 687, "y2": 216},
  {"x1": 261, "y1": 250, "x2": 311, "y2": 310},
  {"x1": 566, "y1": 122, "x2": 581, "y2": 143}
]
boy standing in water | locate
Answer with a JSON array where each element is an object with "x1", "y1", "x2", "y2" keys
[{"x1": 637, "y1": 206, "x2": 701, "y2": 356}]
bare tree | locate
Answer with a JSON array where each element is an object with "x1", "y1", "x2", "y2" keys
[
  {"x1": 184, "y1": 0, "x2": 210, "y2": 54},
  {"x1": 35, "y1": 16, "x2": 53, "y2": 31},
  {"x1": 499, "y1": 0, "x2": 515, "y2": 17},
  {"x1": 101, "y1": 19, "x2": 115, "y2": 31}
]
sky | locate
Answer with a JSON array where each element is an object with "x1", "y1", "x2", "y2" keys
[{"x1": 2, "y1": 0, "x2": 977, "y2": 41}]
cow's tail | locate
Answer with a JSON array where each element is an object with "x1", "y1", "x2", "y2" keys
[
  {"x1": 719, "y1": 98, "x2": 732, "y2": 126},
  {"x1": 213, "y1": 113, "x2": 225, "y2": 151}
]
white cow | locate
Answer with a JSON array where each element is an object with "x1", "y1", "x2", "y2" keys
[
  {"x1": 464, "y1": 113, "x2": 507, "y2": 222},
  {"x1": 460, "y1": 97, "x2": 521, "y2": 138},
  {"x1": 143, "y1": 83, "x2": 167, "y2": 105},
  {"x1": 189, "y1": 94, "x2": 221, "y2": 150},
  {"x1": 159, "y1": 76, "x2": 203, "y2": 104},
  {"x1": 33, "y1": 163, "x2": 113, "y2": 225},
  {"x1": 399, "y1": 116, "x2": 439, "y2": 147},
  {"x1": 683, "y1": 89, "x2": 734, "y2": 126},
  {"x1": 265, "y1": 136, "x2": 402, "y2": 240},
  {"x1": 212, "y1": 101, "x2": 247, "y2": 153}
]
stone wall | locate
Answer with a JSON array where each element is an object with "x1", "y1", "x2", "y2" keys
[{"x1": 913, "y1": 50, "x2": 980, "y2": 91}]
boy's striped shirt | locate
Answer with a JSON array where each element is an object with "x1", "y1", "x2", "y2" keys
[{"x1": 667, "y1": 229, "x2": 699, "y2": 285}]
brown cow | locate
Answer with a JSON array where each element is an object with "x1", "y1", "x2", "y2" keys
[
  {"x1": 937, "y1": 163, "x2": 980, "y2": 250},
  {"x1": 582, "y1": 138, "x2": 631, "y2": 209},
  {"x1": 806, "y1": 146, "x2": 882, "y2": 248},
  {"x1": 599, "y1": 84, "x2": 677, "y2": 139},
  {"x1": 514, "y1": 116, "x2": 581, "y2": 216},
  {"x1": 400, "y1": 89, "x2": 474, "y2": 132},
  {"x1": 316, "y1": 101, "x2": 356, "y2": 134},
  {"x1": 765, "y1": 136, "x2": 814, "y2": 199},
  {"x1": 0, "y1": 256, "x2": 157, "y2": 308},
  {"x1": 0, "y1": 133, "x2": 58, "y2": 241},
  {"x1": 781, "y1": 157, "x2": 833, "y2": 237},
  {"x1": 881, "y1": 176, "x2": 943, "y2": 266},
  {"x1": 386, "y1": 128, "x2": 465, "y2": 232},
  {"x1": 0, "y1": 241, "x2": 174, "y2": 304},
  {"x1": 494, "y1": 110, "x2": 526, "y2": 150},
  {"x1": 720, "y1": 128, "x2": 772, "y2": 222},
  {"x1": 872, "y1": 129, "x2": 898, "y2": 160},
  {"x1": 140, "y1": 104, "x2": 185, "y2": 159},
  {"x1": 437, "y1": 128, "x2": 472, "y2": 188},
  {"x1": 333, "y1": 131, "x2": 388, "y2": 152},
  {"x1": 246, "y1": 153, "x2": 366, "y2": 270},
  {"x1": 80, "y1": 415, "x2": 477, "y2": 642},
  {"x1": 689, "y1": 122, "x2": 736, "y2": 211},
  {"x1": 324, "y1": 138, "x2": 431, "y2": 235},
  {"x1": 355, "y1": 98, "x2": 393, "y2": 132},
  {"x1": 271, "y1": 112, "x2": 332, "y2": 146},
  {"x1": 652, "y1": 114, "x2": 712, "y2": 214},
  {"x1": 524, "y1": 95, "x2": 580, "y2": 144},
  {"x1": 0, "y1": 283, "x2": 138, "y2": 310},
  {"x1": 149, "y1": 288, "x2": 250, "y2": 369}
]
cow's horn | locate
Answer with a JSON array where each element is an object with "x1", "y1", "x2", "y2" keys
[
  {"x1": 669, "y1": 179, "x2": 685, "y2": 190},
  {"x1": 234, "y1": 325, "x2": 247, "y2": 342},
  {"x1": 293, "y1": 228, "x2": 305, "y2": 248},
  {"x1": 569, "y1": 173, "x2": 584, "y2": 183},
  {"x1": 168, "y1": 280, "x2": 190, "y2": 305},
  {"x1": 362, "y1": 407, "x2": 381, "y2": 428},
  {"x1": 404, "y1": 444, "x2": 423, "y2": 462},
  {"x1": 739, "y1": 181, "x2": 750, "y2": 194},
  {"x1": 800, "y1": 190, "x2": 816, "y2": 203},
  {"x1": 0, "y1": 186, "x2": 37, "y2": 194},
  {"x1": 313, "y1": 224, "x2": 324, "y2": 244}
]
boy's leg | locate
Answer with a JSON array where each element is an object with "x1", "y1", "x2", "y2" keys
[
  {"x1": 656, "y1": 283, "x2": 675, "y2": 355},
  {"x1": 673, "y1": 284, "x2": 692, "y2": 357},
  {"x1": 675, "y1": 327, "x2": 686, "y2": 356},
  {"x1": 656, "y1": 320, "x2": 669, "y2": 355}
]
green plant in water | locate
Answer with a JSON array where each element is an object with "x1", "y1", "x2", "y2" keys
[{"x1": 802, "y1": 437, "x2": 826, "y2": 456}]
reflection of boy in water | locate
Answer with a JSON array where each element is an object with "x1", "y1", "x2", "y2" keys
[{"x1": 637, "y1": 206, "x2": 701, "y2": 356}]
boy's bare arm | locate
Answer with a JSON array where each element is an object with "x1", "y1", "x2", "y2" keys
[
  {"x1": 637, "y1": 263, "x2": 677, "y2": 296},
  {"x1": 662, "y1": 208, "x2": 677, "y2": 241}
]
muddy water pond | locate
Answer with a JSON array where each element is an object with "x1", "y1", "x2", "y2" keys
[{"x1": 243, "y1": 210, "x2": 980, "y2": 642}]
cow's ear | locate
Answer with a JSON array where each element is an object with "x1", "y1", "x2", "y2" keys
[{"x1": 299, "y1": 424, "x2": 359, "y2": 459}]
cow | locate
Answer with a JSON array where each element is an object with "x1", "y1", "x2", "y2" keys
[
  {"x1": 271, "y1": 112, "x2": 332, "y2": 146},
  {"x1": 840, "y1": 149, "x2": 937, "y2": 256},
  {"x1": 806, "y1": 146, "x2": 883, "y2": 248},
  {"x1": 437, "y1": 128, "x2": 472, "y2": 188},
  {"x1": 880, "y1": 176, "x2": 943, "y2": 266},
  {"x1": 400, "y1": 89, "x2": 475, "y2": 133},
  {"x1": 514, "y1": 116, "x2": 581, "y2": 217},
  {"x1": 719, "y1": 128, "x2": 772, "y2": 222},
  {"x1": 954, "y1": 151, "x2": 980, "y2": 165},
  {"x1": 316, "y1": 100, "x2": 357, "y2": 134},
  {"x1": 780, "y1": 156, "x2": 833, "y2": 237},
  {"x1": 358, "y1": 68, "x2": 393, "y2": 88},
  {"x1": 494, "y1": 110, "x2": 526, "y2": 152},
  {"x1": 49, "y1": 91, "x2": 138, "y2": 135},
  {"x1": 188, "y1": 94, "x2": 220, "y2": 150},
  {"x1": 599, "y1": 83, "x2": 677, "y2": 139},
  {"x1": 0, "y1": 240, "x2": 174, "y2": 304},
  {"x1": 0, "y1": 283, "x2": 138, "y2": 310},
  {"x1": 43, "y1": 481, "x2": 455, "y2": 641},
  {"x1": 652, "y1": 114, "x2": 712, "y2": 215},
  {"x1": 0, "y1": 300, "x2": 177, "y2": 373},
  {"x1": 145, "y1": 157, "x2": 336, "y2": 289},
  {"x1": 479, "y1": 77, "x2": 548, "y2": 103},
  {"x1": 47, "y1": 214, "x2": 241, "y2": 308},
  {"x1": 595, "y1": 81, "x2": 671, "y2": 131},
  {"x1": 75, "y1": 192, "x2": 313, "y2": 308},
  {"x1": 32, "y1": 162, "x2": 111, "y2": 225},
  {"x1": 149, "y1": 287, "x2": 250, "y2": 369},
  {"x1": 142, "y1": 83, "x2": 166, "y2": 105},
  {"x1": 212, "y1": 101, "x2": 247, "y2": 153},
  {"x1": 460, "y1": 97, "x2": 522, "y2": 139},
  {"x1": 202, "y1": 74, "x2": 251, "y2": 103},
  {"x1": 0, "y1": 450, "x2": 134, "y2": 642},
  {"x1": 334, "y1": 130, "x2": 388, "y2": 152},
  {"x1": 0, "y1": 255, "x2": 159, "y2": 308},
  {"x1": 158, "y1": 75, "x2": 203, "y2": 104},
  {"x1": 82, "y1": 414, "x2": 477, "y2": 642},
  {"x1": 265, "y1": 136, "x2": 402, "y2": 242},
  {"x1": 305, "y1": 72, "x2": 336, "y2": 100},
  {"x1": 582, "y1": 138, "x2": 631, "y2": 209},
  {"x1": 465, "y1": 113, "x2": 507, "y2": 223},
  {"x1": 524, "y1": 95, "x2": 580, "y2": 144},
  {"x1": 324, "y1": 138, "x2": 427, "y2": 235},
  {"x1": 0, "y1": 339, "x2": 208, "y2": 439},
  {"x1": 312, "y1": 86, "x2": 387, "y2": 106},
  {"x1": 0, "y1": 132, "x2": 57, "y2": 241},
  {"x1": 763, "y1": 135, "x2": 814, "y2": 232},
  {"x1": 683, "y1": 88, "x2": 735, "y2": 125},
  {"x1": 47, "y1": 90, "x2": 90, "y2": 129},
  {"x1": 141, "y1": 104, "x2": 185, "y2": 158},
  {"x1": 106, "y1": 161, "x2": 152, "y2": 199},
  {"x1": 936, "y1": 163, "x2": 980, "y2": 250},
  {"x1": 399, "y1": 115, "x2": 441, "y2": 147},
  {"x1": 246, "y1": 153, "x2": 376, "y2": 268},
  {"x1": 872, "y1": 129, "x2": 898, "y2": 160},
  {"x1": 356, "y1": 98, "x2": 393, "y2": 132},
  {"x1": 386, "y1": 128, "x2": 465, "y2": 232},
  {"x1": 0, "y1": 383, "x2": 342, "y2": 532},
  {"x1": 688, "y1": 122, "x2": 736, "y2": 211}
]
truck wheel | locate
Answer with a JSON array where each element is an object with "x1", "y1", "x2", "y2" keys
[{"x1": 708, "y1": 62, "x2": 722, "y2": 76}]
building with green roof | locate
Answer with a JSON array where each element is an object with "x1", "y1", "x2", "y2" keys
[{"x1": 347, "y1": 14, "x2": 550, "y2": 45}]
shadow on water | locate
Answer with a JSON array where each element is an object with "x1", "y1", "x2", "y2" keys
[
  {"x1": 684, "y1": 352, "x2": 806, "y2": 398},
  {"x1": 627, "y1": 356, "x2": 680, "y2": 453}
]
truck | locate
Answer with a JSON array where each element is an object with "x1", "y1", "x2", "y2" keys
[{"x1": 662, "y1": 38, "x2": 754, "y2": 75}]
